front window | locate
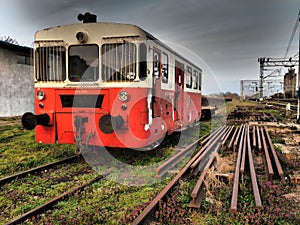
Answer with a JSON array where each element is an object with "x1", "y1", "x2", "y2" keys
[
  {"x1": 36, "y1": 46, "x2": 66, "y2": 81},
  {"x1": 102, "y1": 43, "x2": 137, "y2": 82},
  {"x1": 69, "y1": 45, "x2": 99, "y2": 82}
]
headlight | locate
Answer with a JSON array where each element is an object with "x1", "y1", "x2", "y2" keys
[
  {"x1": 36, "y1": 90, "x2": 45, "y2": 100},
  {"x1": 118, "y1": 91, "x2": 130, "y2": 102}
]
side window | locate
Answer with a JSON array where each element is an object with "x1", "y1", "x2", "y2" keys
[
  {"x1": 162, "y1": 53, "x2": 168, "y2": 83},
  {"x1": 193, "y1": 70, "x2": 198, "y2": 89},
  {"x1": 199, "y1": 71, "x2": 202, "y2": 90},
  {"x1": 139, "y1": 43, "x2": 147, "y2": 80},
  {"x1": 153, "y1": 50, "x2": 161, "y2": 79},
  {"x1": 186, "y1": 66, "x2": 192, "y2": 88}
]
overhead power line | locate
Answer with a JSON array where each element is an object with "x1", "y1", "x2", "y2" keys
[{"x1": 284, "y1": 11, "x2": 300, "y2": 58}]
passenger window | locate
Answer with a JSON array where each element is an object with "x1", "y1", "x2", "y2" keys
[
  {"x1": 193, "y1": 70, "x2": 198, "y2": 89},
  {"x1": 153, "y1": 50, "x2": 161, "y2": 79},
  {"x1": 199, "y1": 71, "x2": 202, "y2": 90},
  {"x1": 162, "y1": 53, "x2": 168, "y2": 84},
  {"x1": 139, "y1": 43, "x2": 147, "y2": 80},
  {"x1": 186, "y1": 66, "x2": 192, "y2": 88}
]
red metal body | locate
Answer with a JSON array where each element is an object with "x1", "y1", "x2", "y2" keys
[
  {"x1": 34, "y1": 86, "x2": 201, "y2": 148},
  {"x1": 22, "y1": 22, "x2": 203, "y2": 150}
]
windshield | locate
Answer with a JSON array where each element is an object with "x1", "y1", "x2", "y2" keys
[
  {"x1": 69, "y1": 45, "x2": 99, "y2": 82},
  {"x1": 101, "y1": 43, "x2": 137, "y2": 82},
  {"x1": 36, "y1": 46, "x2": 66, "y2": 81}
]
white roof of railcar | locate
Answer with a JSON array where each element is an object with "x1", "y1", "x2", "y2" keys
[{"x1": 35, "y1": 22, "x2": 202, "y2": 72}]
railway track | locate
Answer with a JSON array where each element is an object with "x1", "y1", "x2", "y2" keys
[
  {"x1": 1, "y1": 122, "x2": 286, "y2": 224},
  {"x1": 0, "y1": 155, "x2": 80, "y2": 186},
  {"x1": 132, "y1": 125, "x2": 230, "y2": 224},
  {"x1": 228, "y1": 124, "x2": 284, "y2": 214},
  {"x1": 131, "y1": 123, "x2": 285, "y2": 224},
  {"x1": 5, "y1": 174, "x2": 104, "y2": 225},
  {"x1": 1, "y1": 154, "x2": 93, "y2": 225}
]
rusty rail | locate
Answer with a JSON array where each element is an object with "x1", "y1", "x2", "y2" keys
[
  {"x1": 252, "y1": 126, "x2": 257, "y2": 150},
  {"x1": 233, "y1": 125, "x2": 243, "y2": 151},
  {"x1": 0, "y1": 155, "x2": 80, "y2": 186},
  {"x1": 132, "y1": 137, "x2": 203, "y2": 225},
  {"x1": 256, "y1": 126, "x2": 262, "y2": 151},
  {"x1": 260, "y1": 127, "x2": 274, "y2": 180},
  {"x1": 190, "y1": 126, "x2": 227, "y2": 174},
  {"x1": 246, "y1": 125, "x2": 262, "y2": 210},
  {"x1": 229, "y1": 124, "x2": 245, "y2": 214},
  {"x1": 239, "y1": 125, "x2": 247, "y2": 174},
  {"x1": 221, "y1": 125, "x2": 235, "y2": 149},
  {"x1": 189, "y1": 142, "x2": 221, "y2": 208},
  {"x1": 5, "y1": 175, "x2": 104, "y2": 225},
  {"x1": 155, "y1": 139, "x2": 199, "y2": 178},
  {"x1": 228, "y1": 125, "x2": 239, "y2": 150},
  {"x1": 264, "y1": 126, "x2": 284, "y2": 180}
]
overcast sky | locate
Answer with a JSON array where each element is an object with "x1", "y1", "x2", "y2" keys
[{"x1": 1, "y1": 0, "x2": 299, "y2": 94}]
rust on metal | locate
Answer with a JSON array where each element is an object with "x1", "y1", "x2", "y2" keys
[
  {"x1": 190, "y1": 126, "x2": 226, "y2": 172},
  {"x1": 5, "y1": 175, "x2": 104, "y2": 225},
  {"x1": 233, "y1": 125, "x2": 244, "y2": 151},
  {"x1": 240, "y1": 125, "x2": 247, "y2": 174},
  {"x1": 256, "y1": 126, "x2": 262, "y2": 151},
  {"x1": 0, "y1": 155, "x2": 79, "y2": 186},
  {"x1": 229, "y1": 124, "x2": 245, "y2": 215},
  {"x1": 260, "y1": 127, "x2": 274, "y2": 180},
  {"x1": 252, "y1": 126, "x2": 257, "y2": 150},
  {"x1": 155, "y1": 138, "x2": 200, "y2": 178},
  {"x1": 132, "y1": 138, "x2": 203, "y2": 225},
  {"x1": 189, "y1": 142, "x2": 221, "y2": 208},
  {"x1": 264, "y1": 126, "x2": 284, "y2": 180},
  {"x1": 221, "y1": 125, "x2": 235, "y2": 148},
  {"x1": 247, "y1": 125, "x2": 262, "y2": 210},
  {"x1": 228, "y1": 125, "x2": 239, "y2": 150}
]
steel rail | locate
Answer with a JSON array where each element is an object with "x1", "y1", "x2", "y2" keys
[
  {"x1": 252, "y1": 126, "x2": 257, "y2": 150},
  {"x1": 260, "y1": 127, "x2": 274, "y2": 180},
  {"x1": 246, "y1": 125, "x2": 262, "y2": 210},
  {"x1": 0, "y1": 155, "x2": 80, "y2": 186},
  {"x1": 5, "y1": 175, "x2": 104, "y2": 225},
  {"x1": 233, "y1": 125, "x2": 244, "y2": 151},
  {"x1": 221, "y1": 125, "x2": 235, "y2": 148},
  {"x1": 191, "y1": 126, "x2": 228, "y2": 176},
  {"x1": 131, "y1": 137, "x2": 203, "y2": 225},
  {"x1": 190, "y1": 126, "x2": 226, "y2": 172},
  {"x1": 229, "y1": 124, "x2": 245, "y2": 214},
  {"x1": 154, "y1": 128, "x2": 211, "y2": 178},
  {"x1": 189, "y1": 142, "x2": 221, "y2": 208},
  {"x1": 227, "y1": 125, "x2": 239, "y2": 150},
  {"x1": 264, "y1": 126, "x2": 284, "y2": 180},
  {"x1": 240, "y1": 125, "x2": 247, "y2": 174},
  {"x1": 155, "y1": 138, "x2": 200, "y2": 178},
  {"x1": 200, "y1": 126, "x2": 223, "y2": 146},
  {"x1": 256, "y1": 126, "x2": 262, "y2": 151}
]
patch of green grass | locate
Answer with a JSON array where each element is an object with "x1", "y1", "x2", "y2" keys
[{"x1": 0, "y1": 124, "x2": 75, "y2": 178}]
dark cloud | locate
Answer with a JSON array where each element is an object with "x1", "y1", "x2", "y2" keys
[{"x1": 3, "y1": 0, "x2": 299, "y2": 93}]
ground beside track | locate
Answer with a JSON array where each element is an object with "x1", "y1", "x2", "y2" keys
[{"x1": 0, "y1": 101, "x2": 299, "y2": 224}]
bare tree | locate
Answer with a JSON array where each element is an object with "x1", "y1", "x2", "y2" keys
[{"x1": 0, "y1": 35, "x2": 19, "y2": 45}]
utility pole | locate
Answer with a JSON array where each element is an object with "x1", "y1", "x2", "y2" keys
[
  {"x1": 297, "y1": 11, "x2": 300, "y2": 123},
  {"x1": 258, "y1": 57, "x2": 298, "y2": 100}
]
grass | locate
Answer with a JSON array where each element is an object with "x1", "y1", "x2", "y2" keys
[
  {"x1": 0, "y1": 121, "x2": 75, "y2": 178},
  {"x1": 1, "y1": 109, "x2": 299, "y2": 224}
]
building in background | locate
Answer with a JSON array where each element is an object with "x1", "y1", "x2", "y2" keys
[
  {"x1": 284, "y1": 68, "x2": 297, "y2": 98},
  {"x1": 0, "y1": 41, "x2": 33, "y2": 117}
]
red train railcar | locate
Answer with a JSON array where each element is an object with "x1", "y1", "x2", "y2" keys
[{"x1": 22, "y1": 14, "x2": 202, "y2": 150}]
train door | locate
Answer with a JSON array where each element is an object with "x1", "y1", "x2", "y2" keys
[
  {"x1": 174, "y1": 61, "x2": 184, "y2": 122},
  {"x1": 152, "y1": 48, "x2": 162, "y2": 117}
]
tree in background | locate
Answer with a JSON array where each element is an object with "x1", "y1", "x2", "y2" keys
[{"x1": 0, "y1": 35, "x2": 19, "y2": 45}]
